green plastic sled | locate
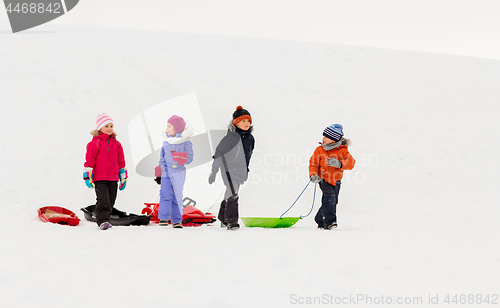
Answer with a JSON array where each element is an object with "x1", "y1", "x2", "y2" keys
[{"x1": 240, "y1": 217, "x2": 301, "y2": 228}]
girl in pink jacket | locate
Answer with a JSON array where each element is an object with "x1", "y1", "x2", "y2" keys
[{"x1": 83, "y1": 113, "x2": 127, "y2": 230}]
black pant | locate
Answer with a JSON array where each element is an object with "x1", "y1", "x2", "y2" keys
[
  {"x1": 314, "y1": 180, "x2": 341, "y2": 227},
  {"x1": 218, "y1": 182, "x2": 240, "y2": 224},
  {"x1": 94, "y1": 181, "x2": 118, "y2": 226}
]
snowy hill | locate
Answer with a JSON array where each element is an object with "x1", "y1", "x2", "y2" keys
[{"x1": 1, "y1": 26, "x2": 499, "y2": 307}]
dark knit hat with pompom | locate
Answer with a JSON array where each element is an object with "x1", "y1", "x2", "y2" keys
[{"x1": 232, "y1": 106, "x2": 252, "y2": 125}]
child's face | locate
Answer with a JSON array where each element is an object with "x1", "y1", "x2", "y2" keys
[
  {"x1": 100, "y1": 123, "x2": 114, "y2": 135},
  {"x1": 236, "y1": 119, "x2": 251, "y2": 131},
  {"x1": 166, "y1": 123, "x2": 176, "y2": 137},
  {"x1": 322, "y1": 136, "x2": 335, "y2": 145}
]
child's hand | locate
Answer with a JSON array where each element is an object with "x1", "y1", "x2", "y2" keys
[
  {"x1": 310, "y1": 175, "x2": 322, "y2": 184},
  {"x1": 83, "y1": 167, "x2": 94, "y2": 189},
  {"x1": 154, "y1": 166, "x2": 161, "y2": 184},
  {"x1": 119, "y1": 168, "x2": 128, "y2": 191},
  {"x1": 154, "y1": 166, "x2": 162, "y2": 177},
  {"x1": 171, "y1": 151, "x2": 188, "y2": 165},
  {"x1": 208, "y1": 169, "x2": 218, "y2": 184},
  {"x1": 326, "y1": 157, "x2": 342, "y2": 168}
]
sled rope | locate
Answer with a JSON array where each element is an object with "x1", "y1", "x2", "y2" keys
[
  {"x1": 279, "y1": 179, "x2": 315, "y2": 219},
  {"x1": 299, "y1": 183, "x2": 316, "y2": 219},
  {"x1": 205, "y1": 190, "x2": 225, "y2": 214}
]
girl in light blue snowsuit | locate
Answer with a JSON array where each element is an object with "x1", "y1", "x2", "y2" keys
[{"x1": 156, "y1": 115, "x2": 194, "y2": 228}]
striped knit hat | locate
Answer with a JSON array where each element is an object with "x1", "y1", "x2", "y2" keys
[
  {"x1": 96, "y1": 113, "x2": 114, "y2": 131},
  {"x1": 232, "y1": 106, "x2": 252, "y2": 125},
  {"x1": 323, "y1": 124, "x2": 344, "y2": 142}
]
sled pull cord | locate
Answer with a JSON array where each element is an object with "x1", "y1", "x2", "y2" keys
[
  {"x1": 299, "y1": 183, "x2": 316, "y2": 219},
  {"x1": 279, "y1": 179, "x2": 313, "y2": 219},
  {"x1": 205, "y1": 190, "x2": 225, "y2": 214}
]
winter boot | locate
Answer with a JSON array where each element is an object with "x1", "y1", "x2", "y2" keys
[
  {"x1": 172, "y1": 223, "x2": 183, "y2": 229},
  {"x1": 220, "y1": 222, "x2": 228, "y2": 228},
  {"x1": 227, "y1": 222, "x2": 240, "y2": 230},
  {"x1": 99, "y1": 221, "x2": 112, "y2": 230},
  {"x1": 159, "y1": 220, "x2": 169, "y2": 226},
  {"x1": 324, "y1": 223, "x2": 338, "y2": 230},
  {"x1": 225, "y1": 196, "x2": 239, "y2": 224}
]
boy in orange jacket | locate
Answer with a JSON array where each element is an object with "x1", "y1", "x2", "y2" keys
[{"x1": 309, "y1": 124, "x2": 355, "y2": 230}]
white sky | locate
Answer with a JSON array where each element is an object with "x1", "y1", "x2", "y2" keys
[{"x1": 2, "y1": 0, "x2": 500, "y2": 59}]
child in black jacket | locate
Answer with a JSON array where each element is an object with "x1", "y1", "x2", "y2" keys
[{"x1": 208, "y1": 106, "x2": 255, "y2": 230}]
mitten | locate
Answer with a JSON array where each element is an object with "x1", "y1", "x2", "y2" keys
[
  {"x1": 326, "y1": 157, "x2": 342, "y2": 168},
  {"x1": 208, "y1": 169, "x2": 218, "y2": 185},
  {"x1": 154, "y1": 166, "x2": 162, "y2": 177},
  {"x1": 154, "y1": 166, "x2": 162, "y2": 185},
  {"x1": 83, "y1": 167, "x2": 94, "y2": 189},
  {"x1": 310, "y1": 175, "x2": 322, "y2": 184},
  {"x1": 171, "y1": 151, "x2": 188, "y2": 165},
  {"x1": 119, "y1": 168, "x2": 128, "y2": 191}
]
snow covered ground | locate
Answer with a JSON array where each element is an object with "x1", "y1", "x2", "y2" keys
[{"x1": 1, "y1": 25, "x2": 499, "y2": 307}]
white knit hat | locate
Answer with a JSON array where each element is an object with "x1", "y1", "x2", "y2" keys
[{"x1": 96, "y1": 113, "x2": 114, "y2": 131}]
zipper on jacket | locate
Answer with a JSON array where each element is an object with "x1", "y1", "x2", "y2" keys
[{"x1": 108, "y1": 137, "x2": 111, "y2": 180}]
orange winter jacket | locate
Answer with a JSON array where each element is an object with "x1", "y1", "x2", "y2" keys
[{"x1": 309, "y1": 141, "x2": 355, "y2": 186}]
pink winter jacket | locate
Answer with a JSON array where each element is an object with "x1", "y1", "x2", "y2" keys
[{"x1": 84, "y1": 132, "x2": 126, "y2": 181}]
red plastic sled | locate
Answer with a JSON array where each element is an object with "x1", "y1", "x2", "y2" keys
[
  {"x1": 38, "y1": 206, "x2": 81, "y2": 226},
  {"x1": 142, "y1": 197, "x2": 216, "y2": 227}
]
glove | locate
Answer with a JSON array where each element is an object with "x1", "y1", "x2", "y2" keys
[
  {"x1": 310, "y1": 175, "x2": 322, "y2": 184},
  {"x1": 119, "y1": 168, "x2": 128, "y2": 191},
  {"x1": 83, "y1": 167, "x2": 94, "y2": 189},
  {"x1": 171, "y1": 151, "x2": 188, "y2": 165},
  {"x1": 208, "y1": 169, "x2": 218, "y2": 185},
  {"x1": 326, "y1": 157, "x2": 342, "y2": 168},
  {"x1": 154, "y1": 166, "x2": 162, "y2": 184}
]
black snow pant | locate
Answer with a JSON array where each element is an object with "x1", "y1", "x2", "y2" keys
[
  {"x1": 94, "y1": 180, "x2": 118, "y2": 226},
  {"x1": 314, "y1": 180, "x2": 341, "y2": 228},
  {"x1": 218, "y1": 182, "x2": 240, "y2": 224}
]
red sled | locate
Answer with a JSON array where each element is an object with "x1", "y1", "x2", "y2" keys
[
  {"x1": 142, "y1": 197, "x2": 216, "y2": 227},
  {"x1": 38, "y1": 206, "x2": 81, "y2": 226}
]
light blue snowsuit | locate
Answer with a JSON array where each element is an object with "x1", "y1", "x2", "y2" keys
[{"x1": 158, "y1": 131, "x2": 194, "y2": 223}]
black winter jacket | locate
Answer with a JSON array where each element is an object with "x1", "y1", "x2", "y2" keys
[{"x1": 212, "y1": 123, "x2": 255, "y2": 184}]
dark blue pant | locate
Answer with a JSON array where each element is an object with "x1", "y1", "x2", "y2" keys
[{"x1": 314, "y1": 180, "x2": 341, "y2": 227}]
